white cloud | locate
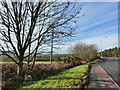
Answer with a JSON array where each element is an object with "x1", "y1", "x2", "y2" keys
[
  {"x1": 54, "y1": 2, "x2": 118, "y2": 54},
  {"x1": 52, "y1": 0, "x2": 119, "y2": 2},
  {"x1": 77, "y1": 25, "x2": 117, "y2": 39},
  {"x1": 77, "y1": 17, "x2": 116, "y2": 32},
  {"x1": 55, "y1": 33, "x2": 118, "y2": 54},
  {"x1": 77, "y1": 2, "x2": 117, "y2": 31},
  {"x1": 80, "y1": 33, "x2": 118, "y2": 50}
]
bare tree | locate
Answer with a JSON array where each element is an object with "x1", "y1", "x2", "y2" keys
[
  {"x1": 68, "y1": 42, "x2": 98, "y2": 60},
  {"x1": 0, "y1": 1, "x2": 81, "y2": 76}
]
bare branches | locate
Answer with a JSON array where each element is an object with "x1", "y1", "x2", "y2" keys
[
  {"x1": 68, "y1": 42, "x2": 98, "y2": 59},
  {"x1": 0, "y1": 1, "x2": 81, "y2": 71}
]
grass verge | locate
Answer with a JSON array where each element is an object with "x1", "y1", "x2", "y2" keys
[
  {"x1": 91, "y1": 59, "x2": 106, "y2": 64},
  {"x1": 16, "y1": 63, "x2": 90, "y2": 89}
]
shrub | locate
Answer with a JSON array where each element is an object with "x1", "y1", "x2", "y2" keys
[
  {"x1": 2, "y1": 61, "x2": 82, "y2": 89},
  {"x1": 2, "y1": 56, "x2": 98, "y2": 89},
  {"x1": 18, "y1": 64, "x2": 91, "y2": 89}
]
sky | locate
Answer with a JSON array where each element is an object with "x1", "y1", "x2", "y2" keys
[
  {"x1": 0, "y1": 1, "x2": 118, "y2": 55},
  {"x1": 55, "y1": 2, "x2": 118, "y2": 54}
]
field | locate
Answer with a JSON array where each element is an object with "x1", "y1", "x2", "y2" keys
[
  {"x1": 16, "y1": 63, "x2": 90, "y2": 89},
  {"x1": 0, "y1": 61, "x2": 60, "y2": 64}
]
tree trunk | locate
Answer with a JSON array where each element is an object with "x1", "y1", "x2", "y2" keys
[{"x1": 17, "y1": 61, "x2": 23, "y2": 77}]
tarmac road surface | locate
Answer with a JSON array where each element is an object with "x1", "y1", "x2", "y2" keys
[{"x1": 100, "y1": 58, "x2": 120, "y2": 87}]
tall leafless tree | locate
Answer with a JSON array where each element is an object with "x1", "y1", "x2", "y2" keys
[
  {"x1": 68, "y1": 42, "x2": 98, "y2": 60},
  {"x1": 0, "y1": 1, "x2": 81, "y2": 76}
]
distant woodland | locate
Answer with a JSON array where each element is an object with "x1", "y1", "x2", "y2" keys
[{"x1": 102, "y1": 47, "x2": 120, "y2": 57}]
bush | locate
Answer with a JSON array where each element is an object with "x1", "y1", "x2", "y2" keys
[
  {"x1": 2, "y1": 61, "x2": 83, "y2": 89},
  {"x1": 2, "y1": 56, "x2": 98, "y2": 89},
  {"x1": 18, "y1": 64, "x2": 91, "y2": 89}
]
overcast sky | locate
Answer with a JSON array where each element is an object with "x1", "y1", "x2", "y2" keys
[{"x1": 55, "y1": 2, "x2": 118, "y2": 54}]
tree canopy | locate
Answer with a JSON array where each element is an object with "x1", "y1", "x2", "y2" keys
[
  {"x1": 102, "y1": 47, "x2": 120, "y2": 57},
  {"x1": 0, "y1": 1, "x2": 81, "y2": 76},
  {"x1": 68, "y1": 42, "x2": 98, "y2": 59}
]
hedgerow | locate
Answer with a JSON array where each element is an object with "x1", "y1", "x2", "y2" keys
[
  {"x1": 16, "y1": 63, "x2": 91, "y2": 89},
  {"x1": 2, "y1": 56, "x2": 96, "y2": 89}
]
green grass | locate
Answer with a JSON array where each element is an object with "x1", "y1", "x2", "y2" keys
[
  {"x1": 0, "y1": 61, "x2": 61, "y2": 64},
  {"x1": 29, "y1": 61, "x2": 59, "y2": 64},
  {"x1": 16, "y1": 63, "x2": 89, "y2": 89}
]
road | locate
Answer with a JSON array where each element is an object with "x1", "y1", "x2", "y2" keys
[{"x1": 100, "y1": 58, "x2": 120, "y2": 87}]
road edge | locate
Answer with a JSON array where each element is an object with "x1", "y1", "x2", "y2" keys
[{"x1": 100, "y1": 64, "x2": 120, "y2": 89}]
